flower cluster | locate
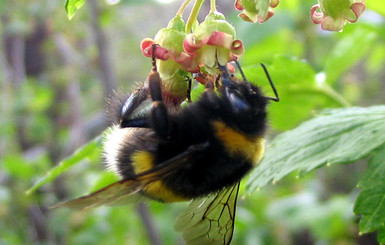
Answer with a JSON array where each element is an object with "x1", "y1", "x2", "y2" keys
[
  {"x1": 311, "y1": 0, "x2": 366, "y2": 31},
  {"x1": 139, "y1": 0, "x2": 367, "y2": 101},
  {"x1": 140, "y1": 4, "x2": 247, "y2": 102},
  {"x1": 141, "y1": 11, "x2": 244, "y2": 77}
]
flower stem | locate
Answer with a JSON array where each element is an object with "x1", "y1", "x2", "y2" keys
[
  {"x1": 210, "y1": 0, "x2": 216, "y2": 12},
  {"x1": 176, "y1": 0, "x2": 193, "y2": 17},
  {"x1": 185, "y1": 0, "x2": 205, "y2": 33}
]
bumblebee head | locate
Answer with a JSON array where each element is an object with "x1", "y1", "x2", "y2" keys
[
  {"x1": 218, "y1": 64, "x2": 273, "y2": 115},
  {"x1": 215, "y1": 62, "x2": 279, "y2": 135}
]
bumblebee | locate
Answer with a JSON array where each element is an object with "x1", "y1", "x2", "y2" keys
[{"x1": 56, "y1": 53, "x2": 279, "y2": 244}]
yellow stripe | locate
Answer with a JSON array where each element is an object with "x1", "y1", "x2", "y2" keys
[
  {"x1": 131, "y1": 151, "x2": 188, "y2": 202},
  {"x1": 211, "y1": 121, "x2": 265, "y2": 165}
]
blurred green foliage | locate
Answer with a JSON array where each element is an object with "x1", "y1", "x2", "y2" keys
[{"x1": 1, "y1": 0, "x2": 385, "y2": 244}]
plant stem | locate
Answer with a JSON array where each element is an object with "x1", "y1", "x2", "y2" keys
[
  {"x1": 136, "y1": 203, "x2": 163, "y2": 245},
  {"x1": 319, "y1": 83, "x2": 351, "y2": 107},
  {"x1": 176, "y1": 0, "x2": 193, "y2": 17},
  {"x1": 185, "y1": 0, "x2": 205, "y2": 33},
  {"x1": 210, "y1": 0, "x2": 216, "y2": 12},
  {"x1": 287, "y1": 84, "x2": 351, "y2": 107}
]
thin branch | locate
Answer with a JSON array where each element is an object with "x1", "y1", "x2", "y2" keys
[
  {"x1": 88, "y1": 0, "x2": 117, "y2": 98},
  {"x1": 136, "y1": 203, "x2": 163, "y2": 245}
]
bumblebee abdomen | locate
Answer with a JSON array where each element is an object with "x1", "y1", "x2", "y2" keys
[
  {"x1": 131, "y1": 150, "x2": 189, "y2": 202},
  {"x1": 211, "y1": 120, "x2": 265, "y2": 165},
  {"x1": 162, "y1": 149, "x2": 253, "y2": 199},
  {"x1": 161, "y1": 119, "x2": 265, "y2": 200},
  {"x1": 156, "y1": 116, "x2": 266, "y2": 200}
]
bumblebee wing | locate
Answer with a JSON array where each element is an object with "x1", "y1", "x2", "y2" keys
[
  {"x1": 174, "y1": 182, "x2": 240, "y2": 245},
  {"x1": 53, "y1": 142, "x2": 210, "y2": 210},
  {"x1": 52, "y1": 179, "x2": 146, "y2": 209}
]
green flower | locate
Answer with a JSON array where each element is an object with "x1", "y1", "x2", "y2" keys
[
  {"x1": 183, "y1": 11, "x2": 244, "y2": 74},
  {"x1": 311, "y1": 0, "x2": 366, "y2": 31},
  {"x1": 235, "y1": 0, "x2": 279, "y2": 23},
  {"x1": 140, "y1": 16, "x2": 192, "y2": 101}
]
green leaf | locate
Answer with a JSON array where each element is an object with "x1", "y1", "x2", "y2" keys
[
  {"x1": 26, "y1": 134, "x2": 103, "y2": 195},
  {"x1": 378, "y1": 227, "x2": 385, "y2": 244},
  {"x1": 324, "y1": 25, "x2": 377, "y2": 85},
  {"x1": 247, "y1": 106, "x2": 385, "y2": 192},
  {"x1": 243, "y1": 56, "x2": 343, "y2": 130},
  {"x1": 3, "y1": 154, "x2": 36, "y2": 179},
  {"x1": 90, "y1": 171, "x2": 119, "y2": 192},
  {"x1": 367, "y1": 0, "x2": 385, "y2": 17},
  {"x1": 65, "y1": 0, "x2": 86, "y2": 20},
  {"x1": 354, "y1": 144, "x2": 385, "y2": 239}
]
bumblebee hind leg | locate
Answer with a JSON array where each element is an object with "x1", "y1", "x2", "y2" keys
[{"x1": 148, "y1": 69, "x2": 170, "y2": 140}]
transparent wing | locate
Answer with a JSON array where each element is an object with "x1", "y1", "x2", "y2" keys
[
  {"x1": 53, "y1": 142, "x2": 210, "y2": 210},
  {"x1": 174, "y1": 182, "x2": 240, "y2": 245},
  {"x1": 52, "y1": 179, "x2": 148, "y2": 209}
]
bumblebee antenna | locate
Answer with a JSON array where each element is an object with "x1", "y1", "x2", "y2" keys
[
  {"x1": 260, "y1": 63, "x2": 279, "y2": 102},
  {"x1": 151, "y1": 44, "x2": 157, "y2": 72},
  {"x1": 228, "y1": 58, "x2": 279, "y2": 102},
  {"x1": 233, "y1": 59, "x2": 247, "y2": 82}
]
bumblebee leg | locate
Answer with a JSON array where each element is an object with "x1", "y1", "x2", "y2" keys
[
  {"x1": 120, "y1": 86, "x2": 149, "y2": 127},
  {"x1": 120, "y1": 118, "x2": 150, "y2": 128},
  {"x1": 186, "y1": 76, "x2": 192, "y2": 103},
  {"x1": 148, "y1": 69, "x2": 170, "y2": 140}
]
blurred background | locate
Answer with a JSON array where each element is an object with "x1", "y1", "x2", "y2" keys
[{"x1": 1, "y1": 0, "x2": 385, "y2": 244}]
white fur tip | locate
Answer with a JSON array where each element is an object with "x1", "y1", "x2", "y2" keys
[{"x1": 103, "y1": 125, "x2": 128, "y2": 176}]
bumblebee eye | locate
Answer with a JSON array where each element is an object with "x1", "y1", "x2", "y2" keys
[{"x1": 226, "y1": 87, "x2": 250, "y2": 113}]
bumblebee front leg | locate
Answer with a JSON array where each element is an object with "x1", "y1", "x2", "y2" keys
[
  {"x1": 148, "y1": 70, "x2": 170, "y2": 140},
  {"x1": 120, "y1": 86, "x2": 150, "y2": 128},
  {"x1": 186, "y1": 76, "x2": 192, "y2": 103}
]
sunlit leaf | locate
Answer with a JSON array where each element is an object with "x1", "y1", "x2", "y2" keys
[
  {"x1": 3, "y1": 155, "x2": 36, "y2": 179},
  {"x1": 65, "y1": 0, "x2": 86, "y2": 20},
  {"x1": 367, "y1": 0, "x2": 385, "y2": 17},
  {"x1": 354, "y1": 144, "x2": 385, "y2": 242},
  {"x1": 90, "y1": 171, "x2": 120, "y2": 192},
  {"x1": 378, "y1": 228, "x2": 385, "y2": 244},
  {"x1": 26, "y1": 134, "x2": 103, "y2": 195},
  {"x1": 244, "y1": 55, "x2": 340, "y2": 130},
  {"x1": 247, "y1": 106, "x2": 385, "y2": 192},
  {"x1": 324, "y1": 25, "x2": 377, "y2": 84}
]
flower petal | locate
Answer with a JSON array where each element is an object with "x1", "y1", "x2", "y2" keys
[
  {"x1": 140, "y1": 38, "x2": 155, "y2": 57},
  {"x1": 259, "y1": 9, "x2": 274, "y2": 23},
  {"x1": 140, "y1": 40, "x2": 170, "y2": 61},
  {"x1": 347, "y1": 2, "x2": 366, "y2": 23},
  {"x1": 234, "y1": 0, "x2": 243, "y2": 10},
  {"x1": 238, "y1": 12, "x2": 257, "y2": 23},
  {"x1": 321, "y1": 16, "x2": 345, "y2": 31},
  {"x1": 310, "y1": 4, "x2": 323, "y2": 24},
  {"x1": 230, "y1": 40, "x2": 244, "y2": 57},
  {"x1": 270, "y1": 0, "x2": 279, "y2": 8},
  {"x1": 207, "y1": 31, "x2": 234, "y2": 49},
  {"x1": 173, "y1": 52, "x2": 200, "y2": 73},
  {"x1": 183, "y1": 34, "x2": 207, "y2": 54}
]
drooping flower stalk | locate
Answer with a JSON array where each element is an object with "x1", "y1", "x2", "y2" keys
[
  {"x1": 176, "y1": 0, "x2": 193, "y2": 17},
  {"x1": 185, "y1": 0, "x2": 205, "y2": 33}
]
